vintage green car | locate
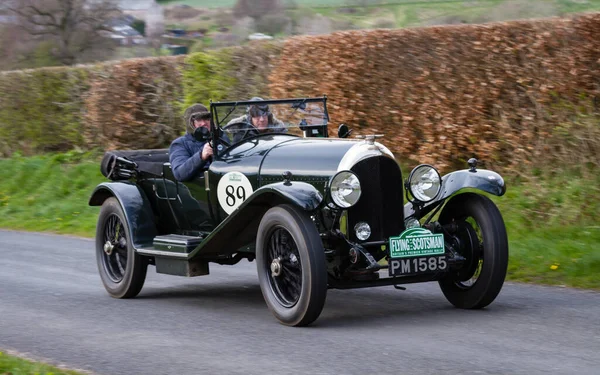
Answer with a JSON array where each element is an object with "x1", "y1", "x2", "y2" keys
[{"x1": 90, "y1": 97, "x2": 508, "y2": 326}]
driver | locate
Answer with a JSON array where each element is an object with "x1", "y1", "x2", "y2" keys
[
  {"x1": 169, "y1": 103, "x2": 214, "y2": 181},
  {"x1": 226, "y1": 97, "x2": 286, "y2": 141}
]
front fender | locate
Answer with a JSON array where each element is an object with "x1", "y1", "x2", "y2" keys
[
  {"x1": 439, "y1": 169, "x2": 506, "y2": 199},
  {"x1": 188, "y1": 181, "x2": 323, "y2": 258},
  {"x1": 89, "y1": 182, "x2": 157, "y2": 248},
  {"x1": 404, "y1": 169, "x2": 506, "y2": 218},
  {"x1": 252, "y1": 181, "x2": 324, "y2": 211}
]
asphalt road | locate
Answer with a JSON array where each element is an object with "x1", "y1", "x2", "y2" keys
[{"x1": 1, "y1": 230, "x2": 599, "y2": 375}]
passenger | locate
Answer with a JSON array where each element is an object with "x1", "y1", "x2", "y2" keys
[
  {"x1": 169, "y1": 103, "x2": 213, "y2": 181},
  {"x1": 226, "y1": 97, "x2": 286, "y2": 136}
]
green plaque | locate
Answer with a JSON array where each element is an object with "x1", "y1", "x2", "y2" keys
[{"x1": 389, "y1": 228, "x2": 445, "y2": 258}]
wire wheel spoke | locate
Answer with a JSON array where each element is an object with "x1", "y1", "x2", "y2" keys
[
  {"x1": 266, "y1": 227, "x2": 302, "y2": 307},
  {"x1": 102, "y1": 213, "x2": 128, "y2": 283},
  {"x1": 454, "y1": 216, "x2": 483, "y2": 289}
]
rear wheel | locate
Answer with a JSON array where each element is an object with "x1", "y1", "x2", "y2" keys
[
  {"x1": 438, "y1": 193, "x2": 508, "y2": 309},
  {"x1": 256, "y1": 205, "x2": 327, "y2": 326},
  {"x1": 96, "y1": 197, "x2": 148, "y2": 298}
]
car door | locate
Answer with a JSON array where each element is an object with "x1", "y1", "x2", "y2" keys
[{"x1": 161, "y1": 164, "x2": 216, "y2": 234}]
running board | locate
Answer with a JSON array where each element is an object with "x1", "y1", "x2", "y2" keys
[
  {"x1": 136, "y1": 234, "x2": 204, "y2": 257},
  {"x1": 136, "y1": 234, "x2": 209, "y2": 277}
]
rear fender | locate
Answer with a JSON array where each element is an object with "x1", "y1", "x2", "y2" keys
[
  {"x1": 404, "y1": 169, "x2": 506, "y2": 219},
  {"x1": 89, "y1": 182, "x2": 157, "y2": 248},
  {"x1": 188, "y1": 181, "x2": 323, "y2": 258}
]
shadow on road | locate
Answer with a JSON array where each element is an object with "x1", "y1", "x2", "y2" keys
[{"x1": 132, "y1": 280, "x2": 513, "y2": 328}]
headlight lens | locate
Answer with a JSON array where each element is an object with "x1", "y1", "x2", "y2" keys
[
  {"x1": 330, "y1": 171, "x2": 361, "y2": 208},
  {"x1": 354, "y1": 222, "x2": 371, "y2": 241},
  {"x1": 408, "y1": 165, "x2": 441, "y2": 202}
]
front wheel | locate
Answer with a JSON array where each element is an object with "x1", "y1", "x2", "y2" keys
[
  {"x1": 438, "y1": 193, "x2": 508, "y2": 309},
  {"x1": 256, "y1": 205, "x2": 327, "y2": 326},
  {"x1": 95, "y1": 197, "x2": 148, "y2": 298}
]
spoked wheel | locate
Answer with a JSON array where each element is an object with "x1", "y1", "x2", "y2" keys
[
  {"x1": 438, "y1": 193, "x2": 508, "y2": 309},
  {"x1": 95, "y1": 197, "x2": 148, "y2": 298},
  {"x1": 266, "y1": 228, "x2": 303, "y2": 308},
  {"x1": 256, "y1": 205, "x2": 327, "y2": 326}
]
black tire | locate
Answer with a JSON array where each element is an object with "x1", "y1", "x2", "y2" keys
[
  {"x1": 256, "y1": 204, "x2": 327, "y2": 326},
  {"x1": 438, "y1": 193, "x2": 508, "y2": 309},
  {"x1": 95, "y1": 197, "x2": 148, "y2": 299}
]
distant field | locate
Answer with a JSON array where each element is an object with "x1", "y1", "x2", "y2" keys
[
  {"x1": 157, "y1": 0, "x2": 600, "y2": 30},
  {"x1": 157, "y1": 0, "x2": 498, "y2": 9},
  {"x1": 157, "y1": 0, "x2": 600, "y2": 10}
]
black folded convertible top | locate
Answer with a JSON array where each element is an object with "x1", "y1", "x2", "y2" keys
[{"x1": 100, "y1": 149, "x2": 169, "y2": 180}]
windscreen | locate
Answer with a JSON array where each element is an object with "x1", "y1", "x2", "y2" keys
[{"x1": 213, "y1": 99, "x2": 328, "y2": 144}]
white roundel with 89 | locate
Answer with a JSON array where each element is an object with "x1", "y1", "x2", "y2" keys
[{"x1": 217, "y1": 172, "x2": 254, "y2": 215}]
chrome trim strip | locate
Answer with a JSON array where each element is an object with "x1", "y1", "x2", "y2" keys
[
  {"x1": 136, "y1": 248, "x2": 189, "y2": 259},
  {"x1": 337, "y1": 141, "x2": 395, "y2": 171}
]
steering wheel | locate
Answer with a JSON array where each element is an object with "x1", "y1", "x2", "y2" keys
[{"x1": 222, "y1": 122, "x2": 260, "y2": 143}]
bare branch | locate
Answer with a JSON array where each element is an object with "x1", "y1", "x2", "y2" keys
[{"x1": 8, "y1": 0, "x2": 123, "y2": 65}]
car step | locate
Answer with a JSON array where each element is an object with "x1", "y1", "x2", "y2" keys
[
  {"x1": 136, "y1": 234, "x2": 204, "y2": 258},
  {"x1": 153, "y1": 234, "x2": 204, "y2": 253},
  {"x1": 136, "y1": 234, "x2": 209, "y2": 277}
]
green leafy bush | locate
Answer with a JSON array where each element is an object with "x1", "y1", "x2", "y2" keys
[{"x1": 0, "y1": 67, "x2": 90, "y2": 156}]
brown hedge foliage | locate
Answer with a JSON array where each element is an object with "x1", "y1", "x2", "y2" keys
[
  {"x1": 269, "y1": 14, "x2": 600, "y2": 171},
  {"x1": 226, "y1": 41, "x2": 284, "y2": 100},
  {"x1": 84, "y1": 56, "x2": 186, "y2": 151}
]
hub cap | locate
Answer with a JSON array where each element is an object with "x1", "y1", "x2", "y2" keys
[
  {"x1": 271, "y1": 258, "x2": 282, "y2": 277},
  {"x1": 104, "y1": 241, "x2": 114, "y2": 255}
]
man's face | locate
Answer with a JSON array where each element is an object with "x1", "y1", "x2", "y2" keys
[
  {"x1": 193, "y1": 116, "x2": 210, "y2": 130},
  {"x1": 251, "y1": 114, "x2": 269, "y2": 130}
]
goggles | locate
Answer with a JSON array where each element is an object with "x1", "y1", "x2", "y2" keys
[
  {"x1": 191, "y1": 113, "x2": 211, "y2": 122},
  {"x1": 249, "y1": 105, "x2": 270, "y2": 118}
]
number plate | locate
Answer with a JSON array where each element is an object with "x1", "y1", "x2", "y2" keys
[
  {"x1": 388, "y1": 227, "x2": 447, "y2": 277},
  {"x1": 389, "y1": 256, "x2": 447, "y2": 276}
]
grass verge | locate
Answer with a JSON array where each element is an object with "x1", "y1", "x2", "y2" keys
[
  {"x1": 0, "y1": 151, "x2": 598, "y2": 289},
  {"x1": 0, "y1": 350, "x2": 85, "y2": 375},
  {"x1": 0, "y1": 151, "x2": 104, "y2": 237}
]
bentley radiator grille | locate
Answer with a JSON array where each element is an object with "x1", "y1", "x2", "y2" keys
[{"x1": 349, "y1": 156, "x2": 404, "y2": 242}]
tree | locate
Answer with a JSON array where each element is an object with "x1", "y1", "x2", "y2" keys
[{"x1": 8, "y1": 0, "x2": 122, "y2": 66}]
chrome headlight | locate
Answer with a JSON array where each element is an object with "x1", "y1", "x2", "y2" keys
[
  {"x1": 354, "y1": 222, "x2": 371, "y2": 241},
  {"x1": 329, "y1": 171, "x2": 361, "y2": 208},
  {"x1": 408, "y1": 165, "x2": 441, "y2": 203}
]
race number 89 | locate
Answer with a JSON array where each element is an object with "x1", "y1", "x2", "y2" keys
[
  {"x1": 217, "y1": 172, "x2": 254, "y2": 215},
  {"x1": 225, "y1": 185, "x2": 246, "y2": 207}
]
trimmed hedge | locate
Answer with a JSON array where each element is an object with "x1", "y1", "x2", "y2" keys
[
  {"x1": 269, "y1": 14, "x2": 600, "y2": 170},
  {"x1": 0, "y1": 66, "x2": 90, "y2": 155},
  {"x1": 182, "y1": 41, "x2": 284, "y2": 107},
  {"x1": 84, "y1": 57, "x2": 185, "y2": 150},
  {"x1": 0, "y1": 15, "x2": 598, "y2": 172}
]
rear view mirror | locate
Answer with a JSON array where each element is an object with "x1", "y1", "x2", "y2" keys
[{"x1": 337, "y1": 124, "x2": 351, "y2": 138}]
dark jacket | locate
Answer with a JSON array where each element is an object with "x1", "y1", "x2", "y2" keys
[{"x1": 169, "y1": 133, "x2": 210, "y2": 181}]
